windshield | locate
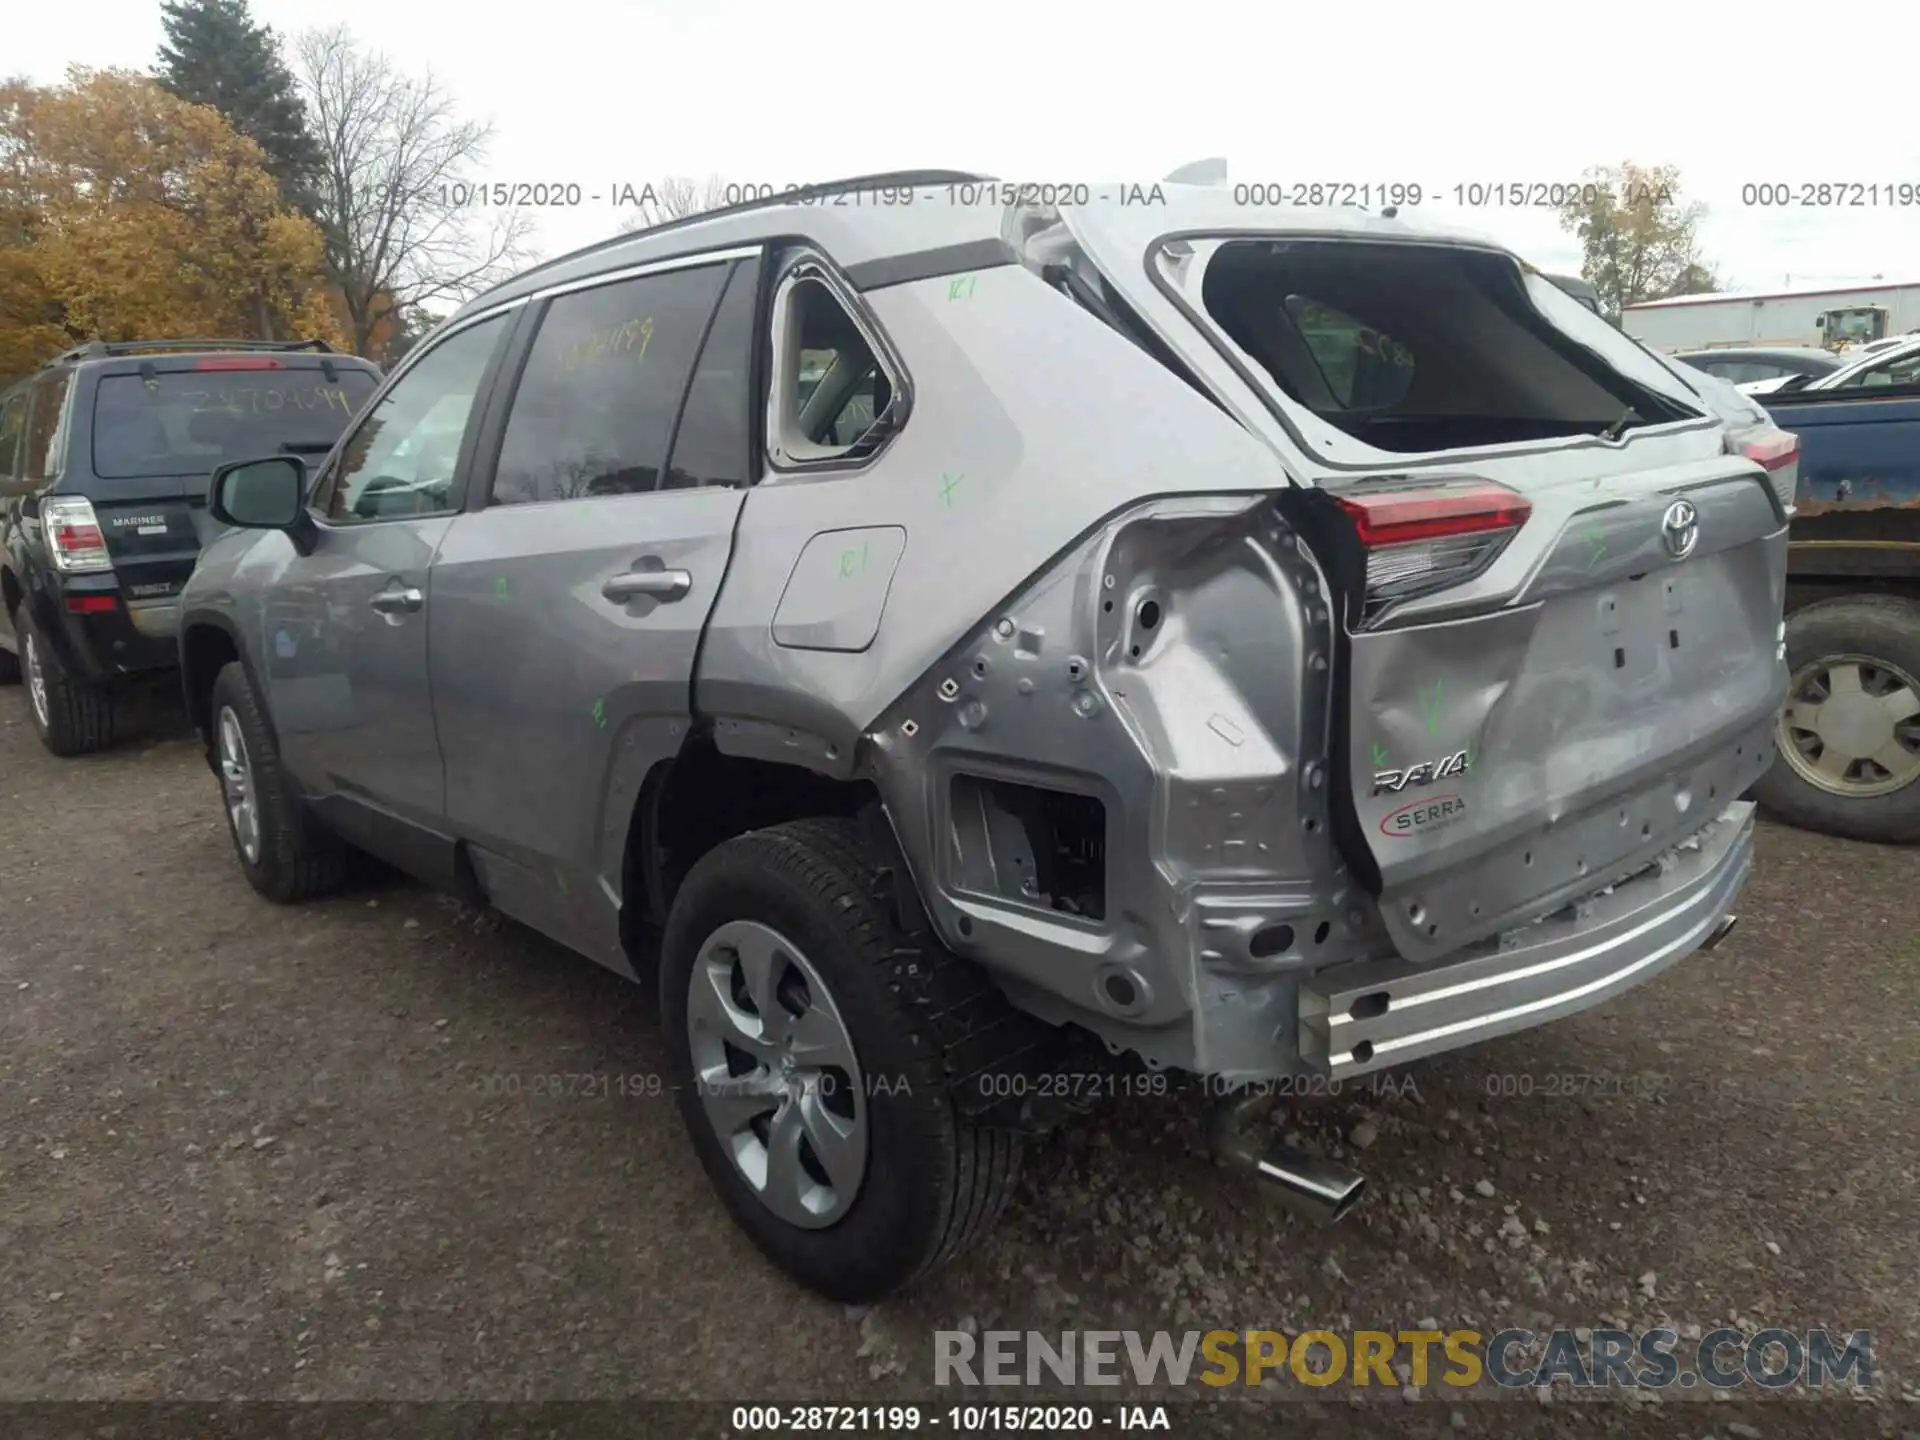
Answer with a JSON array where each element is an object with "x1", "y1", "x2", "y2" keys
[{"x1": 91, "y1": 368, "x2": 378, "y2": 480}]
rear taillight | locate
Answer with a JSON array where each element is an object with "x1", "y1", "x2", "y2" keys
[
  {"x1": 65, "y1": 594, "x2": 119, "y2": 614},
  {"x1": 1331, "y1": 480, "x2": 1531, "y2": 616},
  {"x1": 1740, "y1": 429, "x2": 1799, "y2": 471},
  {"x1": 1730, "y1": 426, "x2": 1799, "y2": 510},
  {"x1": 196, "y1": 357, "x2": 284, "y2": 371},
  {"x1": 41, "y1": 496, "x2": 115, "y2": 574}
]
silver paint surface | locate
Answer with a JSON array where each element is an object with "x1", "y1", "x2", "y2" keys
[{"x1": 182, "y1": 187, "x2": 1789, "y2": 1084}]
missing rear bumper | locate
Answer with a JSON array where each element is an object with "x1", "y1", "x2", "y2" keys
[{"x1": 1299, "y1": 801, "x2": 1754, "y2": 1077}]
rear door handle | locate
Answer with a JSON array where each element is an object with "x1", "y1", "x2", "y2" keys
[
  {"x1": 369, "y1": 587, "x2": 424, "y2": 614},
  {"x1": 602, "y1": 568, "x2": 692, "y2": 604}
]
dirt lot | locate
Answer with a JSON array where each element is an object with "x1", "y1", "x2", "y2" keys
[{"x1": 2, "y1": 689, "x2": 1916, "y2": 1430}]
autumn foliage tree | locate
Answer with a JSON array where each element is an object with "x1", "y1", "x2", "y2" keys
[
  {"x1": 0, "y1": 67, "x2": 341, "y2": 377},
  {"x1": 1554, "y1": 162, "x2": 1722, "y2": 319}
]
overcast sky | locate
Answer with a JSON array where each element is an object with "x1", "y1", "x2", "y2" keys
[{"x1": 14, "y1": 0, "x2": 1920, "y2": 294}]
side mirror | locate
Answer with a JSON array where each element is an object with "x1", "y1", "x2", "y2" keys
[{"x1": 210, "y1": 455, "x2": 307, "y2": 530}]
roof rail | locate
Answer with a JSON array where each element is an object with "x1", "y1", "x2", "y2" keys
[
  {"x1": 48, "y1": 337, "x2": 336, "y2": 365},
  {"x1": 469, "y1": 169, "x2": 995, "y2": 305}
]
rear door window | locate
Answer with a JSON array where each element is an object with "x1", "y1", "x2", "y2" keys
[
  {"x1": 489, "y1": 263, "x2": 726, "y2": 506},
  {"x1": 661, "y1": 257, "x2": 760, "y2": 490},
  {"x1": 91, "y1": 368, "x2": 378, "y2": 480}
]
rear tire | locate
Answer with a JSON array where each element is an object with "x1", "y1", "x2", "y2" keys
[
  {"x1": 661, "y1": 817, "x2": 1025, "y2": 1301},
  {"x1": 19, "y1": 607, "x2": 118, "y2": 756},
  {"x1": 209, "y1": 661, "x2": 349, "y2": 902},
  {"x1": 1756, "y1": 595, "x2": 1920, "y2": 843}
]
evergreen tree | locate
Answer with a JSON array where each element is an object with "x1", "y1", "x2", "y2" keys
[{"x1": 155, "y1": 0, "x2": 322, "y2": 211}]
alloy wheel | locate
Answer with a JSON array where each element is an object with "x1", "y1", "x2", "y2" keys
[
  {"x1": 23, "y1": 631, "x2": 49, "y2": 732},
  {"x1": 686, "y1": 919, "x2": 868, "y2": 1228},
  {"x1": 217, "y1": 705, "x2": 262, "y2": 864}
]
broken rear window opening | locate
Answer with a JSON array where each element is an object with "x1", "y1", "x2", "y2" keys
[
  {"x1": 91, "y1": 370, "x2": 378, "y2": 480},
  {"x1": 1197, "y1": 240, "x2": 1694, "y2": 454}
]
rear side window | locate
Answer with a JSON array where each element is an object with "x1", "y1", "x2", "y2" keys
[
  {"x1": 0, "y1": 392, "x2": 24, "y2": 478},
  {"x1": 771, "y1": 274, "x2": 895, "y2": 462},
  {"x1": 22, "y1": 372, "x2": 71, "y2": 485},
  {"x1": 91, "y1": 368, "x2": 378, "y2": 480},
  {"x1": 490, "y1": 263, "x2": 726, "y2": 507}
]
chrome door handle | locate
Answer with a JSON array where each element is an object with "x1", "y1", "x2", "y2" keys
[
  {"x1": 602, "y1": 569, "x2": 692, "y2": 604},
  {"x1": 369, "y1": 587, "x2": 424, "y2": 614}
]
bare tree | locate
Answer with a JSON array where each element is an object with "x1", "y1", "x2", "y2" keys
[
  {"x1": 295, "y1": 26, "x2": 534, "y2": 358},
  {"x1": 616, "y1": 174, "x2": 730, "y2": 234}
]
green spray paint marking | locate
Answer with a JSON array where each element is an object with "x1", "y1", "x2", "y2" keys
[
  {"x1": 554, "y1": 868, "x2": 569, "y2": 895},
  {"x1": 1417, "y1": 679, "x2": 1445, "y2": 739},
  {"x1": 837, "y1": 543, "x2": 870, "y2": 577},
  {"x1": 1369, "y1": 742, "x2": 1391, "y2": 769},
  {"x1": 493, "y1": 577, "x2": 510, "y2": 600},
  {"x1": 591, "y1": 697, "x2": 607, "y2": 729},
  {"x1": 940, "y1": 472, "x2": 963, "y2": 507},
  {"x1": 947, "y1": 275, "x2": 978, "y2": 301},
  {"x1": 1584, "y1": 524, "x2": 1608, "y2": 568}
]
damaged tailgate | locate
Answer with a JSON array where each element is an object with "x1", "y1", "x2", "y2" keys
[{"x1": 1012, "y1": 191, "x2": 1791, "y2": 962}]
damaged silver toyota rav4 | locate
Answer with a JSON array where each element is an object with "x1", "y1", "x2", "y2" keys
[{"x1": 177, "y1": 171, "x2": 1793, "y2": 1301}]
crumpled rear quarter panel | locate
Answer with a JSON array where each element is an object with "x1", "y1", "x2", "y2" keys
[{"x1": 696, "y1": 265, "x2": 1363, "y2": 1076}]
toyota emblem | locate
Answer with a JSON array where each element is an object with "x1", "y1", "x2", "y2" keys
[{"x1": 1660, "y1": 499, "x2": 1699, "y2": 560}]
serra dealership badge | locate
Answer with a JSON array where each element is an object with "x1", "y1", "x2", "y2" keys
[{"x1": 1379, "y1": 792, "x2": 1468, "y2": 838}]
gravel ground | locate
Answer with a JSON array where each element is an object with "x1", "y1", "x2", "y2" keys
[{"x1": 1, "y1": 689, "x2": 1915, "y2": 1433}]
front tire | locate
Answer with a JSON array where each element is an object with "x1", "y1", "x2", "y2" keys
[
  {"x1": 661, "y1": 818, "x2": 1025, "y2": 1302},
  {"x1": 1757, "y1": 595, "x2": 1920, "y2": 843},
  {"x1": 209, "y1": 661, "x2": 349, "y2": 902}
]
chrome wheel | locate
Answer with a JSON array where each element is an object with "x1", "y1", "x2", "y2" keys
[
  {"x1": 686, "y1": 920, "x2": 867, "y2": 1229},
  {"x1": 23, "y1": 631, "x2": 49, "y2": 732},
  {"x1": 1778, "y1": 653, "x2": 1920, "y2": 798},
  {"x1": 217, "y1": 705, "x2": 262, "y2": 864}
]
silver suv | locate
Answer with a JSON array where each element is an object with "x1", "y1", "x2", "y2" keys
[{"x1": 178, "y1": 170, "x2": 1793, "y2": 1301}]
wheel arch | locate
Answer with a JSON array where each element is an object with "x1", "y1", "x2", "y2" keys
[
  {"x1": 179, "y1": 610, "x2": 264, "y2": 754},
  {"x1": 617, "y1": 729, "x2": 889, "y2": 959}
]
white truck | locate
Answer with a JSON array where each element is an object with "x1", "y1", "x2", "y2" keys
[{"x1": 1622, "y1": 282, "x2": 1920, "y2": 353}]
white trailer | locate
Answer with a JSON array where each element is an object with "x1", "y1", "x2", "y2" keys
[{"x1": 1621, "y1": 282, "x2": 1920, "y2": 352}]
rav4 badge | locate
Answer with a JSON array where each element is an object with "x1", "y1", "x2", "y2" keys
[{"x1": 1371, "y1": 748, "x2": 1470, "y2": 797}]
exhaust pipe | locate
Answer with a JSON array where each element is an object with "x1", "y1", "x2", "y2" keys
[
  {"x1": 1700, "y1": 913, "x2": 1739, "y2": 952},
  {"x1": 1205, "y1": 1088, "x2": 1367, "y2": 1225}
]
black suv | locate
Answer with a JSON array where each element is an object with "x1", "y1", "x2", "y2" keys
[{"x1": 0, "y1": 339, "x2": 381, "y2": 755}]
